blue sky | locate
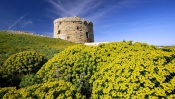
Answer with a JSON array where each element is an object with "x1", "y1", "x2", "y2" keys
[{"x1": 0, "y1": 0, "x2": 175, "y2": 45}]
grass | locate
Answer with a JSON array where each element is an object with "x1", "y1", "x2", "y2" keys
[{"x1": 0, "y1": 31, "x2": 77, "y2": 66}]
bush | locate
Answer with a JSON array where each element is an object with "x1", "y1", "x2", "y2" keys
[
  {"x1": 37, "y1": 45, "x2": 94, "y2": 82},
  {"x1": 1, "y1": 51, "x2": 47, "y2": 86},
  {"x1": 37, "y1": 42, "x2": 175, "y2": 98},
  {"x1": 37, "y1": 42, "x2": 158, "y2": 83},
  {"x1": 36, "y1": 42, "x2": 151, "y2": 96},
  {"x1": 1, "y1": 80, "x2": 85, "y2": 99},
  {"x1": 19, "y1": 74, "x2": 42, "y2": 88},
  {"x1": 90, "y1": 47, "x2": 175, "y2": 98},
  {"x1": 0, "y1": 87, "x2": 17, "y2": 98}
]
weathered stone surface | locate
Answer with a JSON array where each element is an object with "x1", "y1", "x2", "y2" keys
[{"x1": 53, "y1": 16, "x2": 94, "y2": 43}]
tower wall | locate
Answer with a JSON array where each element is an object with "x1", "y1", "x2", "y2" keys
[{"x1": 53, "y1": 16, "x2": 94, "y2": 43}]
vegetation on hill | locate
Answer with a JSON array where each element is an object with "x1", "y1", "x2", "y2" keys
[
  {"x1": 1, "y1": 51, "x2": 47, "y2": 87},
  {"x1": 0, "y1": 31, "x2": 76, "y2": 66},
  {"x1": 35, "y1": 41, "x2": 174, "y2": 98},
  {"x1": 0, "y1": 81, "x2": 85, "y2": 99},
  {"x1": 0, "y1": 31, "x2": 175, "y2": 98}
]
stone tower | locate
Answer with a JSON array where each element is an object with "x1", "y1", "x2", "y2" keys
[{"x1": 53, "y1": 16, "x2": 94, "y2": 43}]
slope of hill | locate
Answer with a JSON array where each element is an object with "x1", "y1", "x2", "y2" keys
[{"x1": 0, "y1": 31, "x2": 76, "y2": 65}]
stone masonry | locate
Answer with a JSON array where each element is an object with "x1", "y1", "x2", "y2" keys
[{"x1": 53, "y1": 16, "x2": 94, "y2": 43}]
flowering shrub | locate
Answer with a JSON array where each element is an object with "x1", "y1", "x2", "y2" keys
[
  {"x1": 2, "y1": 51, "x2": 47, "y2": 86},
  {"x1": 35, "y1": 42, "x2": 160, "y2": 96},
  {"x1": 0, "y1": 87, "x2": 16, "y2": 98},
  {"x1": 37, "y1": 42, "x2": 159, "y2": 83},
  {"x1": 3, "y1": 51, "x2": 47, "y2": 75},
  {"x1": 37, "y1": 45, "x2": 95, "y2": 82},
  {"x1": 37, "y1": 45, "x2": 95, "y2": 97},
  {"x1": 90, "y1": 45, "x2": 175, "y2": 98},
  {"x1": 1, "y1": 80, "x2": 85, "y2": 99}
]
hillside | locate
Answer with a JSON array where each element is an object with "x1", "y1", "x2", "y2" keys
[
  {"x1": 0, "y1": 31, "x2": 76, "y2": 65},
  {"x1": 1, "y1": 31, "x2": 175, "y2": 98}
]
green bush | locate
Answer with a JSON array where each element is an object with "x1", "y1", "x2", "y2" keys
[
  {"x1": 37, "y1": 45, "x2": 93, "y2": 82},
  {"x1": 1, "y1": 80, "x2": 85, "y2": 99},
  {"x1": 90, "y1": 45, "x2": 175, "y2": 98},
  {"x1": 0, "y1": 87, "x2": 17, "y2": 98},
  {"x1": 1, "y1": 51, "x2": 47, "y2": 86},
  {"x1": 37, "y1": 41, "x2": 175, "y2": 98},
  {"x1": 37, "y1": 42, "x2": 158, "y2": 83},
  {"x1": 19, "y1": 74, "x2": 42, "y2": 88}
]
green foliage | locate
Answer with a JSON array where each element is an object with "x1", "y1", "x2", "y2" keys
[
  {"x1": 161, "y1": 46, "x2": 175, "y2": 53},
  {"x1": 3, "y1": 51, "x2": 47, "y2": 75},
  {"x1": 37, "y1": 45, "x2": 93, "y2": 82},
  {"x1": 170, "y1": 46, "x2": 175, "y2": 53},
  {"x1": 0, "y1": 87, "x2": 16, "y2": 98},
  {"x1": 1, "y1": 51, "x2": 47, "y2": 87},
  {"x1": 1, "y1": 81, "x2": 85, "y2": 99},
  {"x1": 0, "y1": 31, "x2": 76, "y2": 66},
  {"x1": 19, "y1": 74, "x2": 42, "y2": 88}
]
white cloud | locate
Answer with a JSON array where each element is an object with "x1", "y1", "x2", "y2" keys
[
  {"x1": 21, "y1": 20, "x2": 33, "y2": 28},
  {"x1": 8, "y1": 14, "x2": 28, "y2": 30},
  {"x1": 25, "y1": 20, "x2": 33, "y2": 25},
  {"x1": 7, "y1": 13, "x2": 34, "y2": 30},
  {"x1": 46, "y1": 0, "x2": 140, "y2": 21}
]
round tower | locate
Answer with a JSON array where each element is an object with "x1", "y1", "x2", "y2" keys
[{"x1": 53, "y1": 16, "x2": 94, "y2": 43}]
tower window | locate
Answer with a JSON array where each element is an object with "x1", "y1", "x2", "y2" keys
[
  {"x1": 86, "y1": 32, "x2": 89, "y2": 38},
  {"x1": 57, "y1": 30, "x2": 60, "y2": 34},
  {"x1": 67, "y1": 36, "x2": 70, "y2": 39},
  {"x1": 77, "y1": 26, "x2": 79, "y2": 30}
]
